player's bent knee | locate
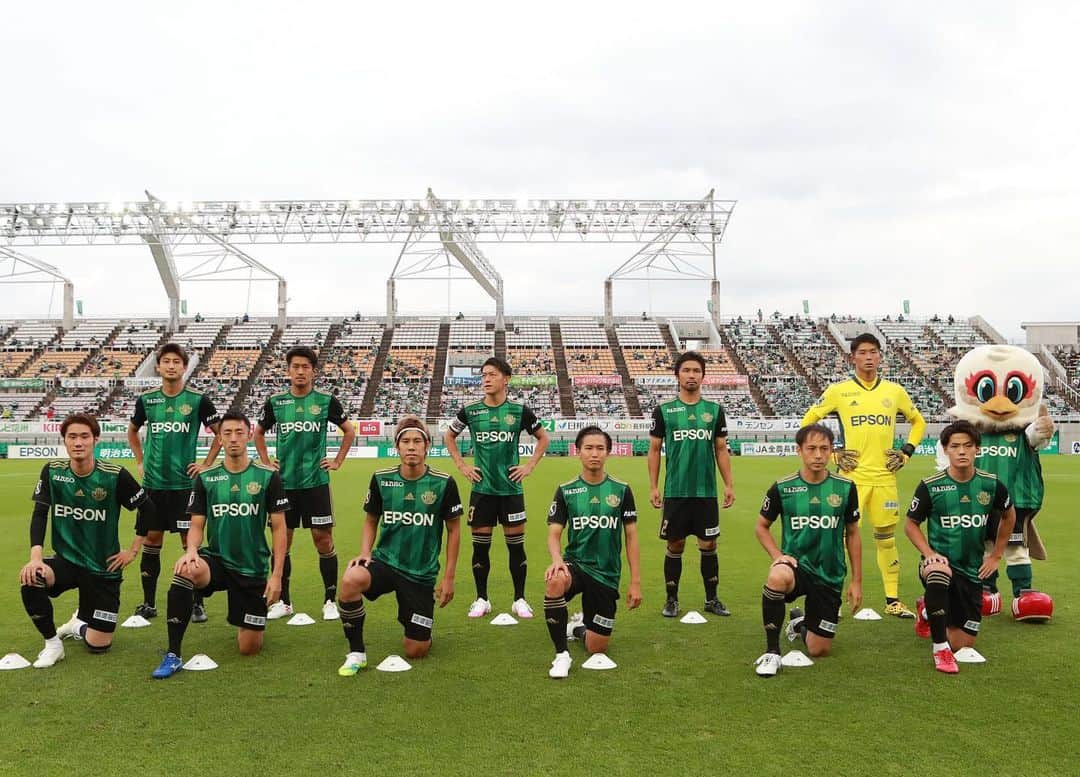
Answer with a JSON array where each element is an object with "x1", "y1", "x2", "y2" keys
[
  {"x1": 805, "y1": 636, "x2": 832, "y2": 657},
  {"x1": 766, "y1": 564, "x2": 795, "y2": 591},
  {"x1": 404, "y1": 640, "x2": 431, "y2": 659},
  {"x1": 544, "y1": 572, "x2": 570, "y2": 597},
  {"x1": 84, "y1": 632, "x2": 113, "y2": 653},
  {"x1": 949, "y1": 628, "x2": 976, "y2": 650},
  {"x1": 341, "y1": 566, "x2": 371, "y2": 595},
  {"x1": 237, "y1": 630, "x2": 264, "y2": 656},
  {"x1": 921, "y1": 558, "x2": 952, "y2": 578},
  {"x1": 584, "y1": 632, "x2": 610, "y2": 655}
]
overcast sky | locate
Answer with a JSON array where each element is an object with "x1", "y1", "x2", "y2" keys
[{"x1": 2, "y1": 1, "x2": 1078, "y2": 341}]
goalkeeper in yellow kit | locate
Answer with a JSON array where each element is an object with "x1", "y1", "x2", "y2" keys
[{"x1": 800, "y1": 333, "x2": 926, "y2": 618}]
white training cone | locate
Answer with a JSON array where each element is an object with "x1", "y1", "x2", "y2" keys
[
  {"x1": 376, "y1": 655, "x2": 412, "y2": 673},
  {"x1": 853, "y1": 608, "x2": 882, "y2": 621},
  {"x1": 781, "y1": 650, "x2": 814, "y2": 667},
  {"x1": 490, "y1": 613, "x2": 518, "y2": 626},
  {"x1": 121, "y1": 615, "x2": 152, "y2": 629},
  {"x1": 582, "y1": 653, "x2": 617, "y2": 670},
  {"x1": 182, "y1": 654, "x2": 218, "y2": 671},
  {"x1": 0, "y1": 653, "x2": 31, "y2": 670},
  {"x1": 680, "y1": 611, "x2": 708, "y2": 624},
  {"x1": 953, "y1": 647, "x2": 987, "y2": 664},
  {"x1": 286, "y1": 613, "x2": 316, "y2": 626}
]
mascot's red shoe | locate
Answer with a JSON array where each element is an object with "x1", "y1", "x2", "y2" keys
[
  {"x1": 1012, "y1": 590, "x2": 1053, "y2": 622},
  {"x1": 982, "y1": 590, "x2": 1002, "y2": 616}
]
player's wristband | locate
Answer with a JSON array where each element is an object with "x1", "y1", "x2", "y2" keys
[{"x1": 900, "y1": 443, "x2": 915, "y2": 458}]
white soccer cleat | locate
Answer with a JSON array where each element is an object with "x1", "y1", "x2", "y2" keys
[
  {"x1": 511, "y1": 598, "x2": 534, "y2": 619},
  {"x1": 753, "y1": 652, "x2": 782, "y2": 678},
  {"x1": 467, "y1": 598, "x2": 492, "y2": 619},
  {"x1": 33, "y1": 641, "x2": 65, "y2": 669},
  {"x1": 548, "y1": 650, "x2": 572, "y2": 679},
  {"x1": 338, "y1": 652, "x2": 367, "y2": 676},
  {"x1": 56, "y1": 613, "x2": 83, "y2": 641},
  {"x1": 266, "y1": 601, "x2": 294, "y2": 620},
  {"x1": 322, "y1": 600, "x2": 340, "y2": 621},
  {"x1": 566, "y1": 611, "x2": 584, "y2": 640}
]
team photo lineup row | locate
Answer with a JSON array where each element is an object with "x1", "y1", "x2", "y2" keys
[{"x1": 15, "y1": 336, "x2": 1050, "y2": 679}]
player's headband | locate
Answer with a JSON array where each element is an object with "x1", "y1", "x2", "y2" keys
[{"x1": 395, "y1": 425, "x2": 431, "y2": 444}]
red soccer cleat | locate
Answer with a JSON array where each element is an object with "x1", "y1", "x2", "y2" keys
[
  {"x1": 915, "y1": 596, "x2": 930, "y2": 639},
  {"x1": 933, "y1": 648, "x2": 959, "y2": 674}
]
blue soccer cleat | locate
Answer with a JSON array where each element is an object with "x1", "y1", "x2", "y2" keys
[{"x1": 152, "y1": 652, "x2": 183, "y2": 679}]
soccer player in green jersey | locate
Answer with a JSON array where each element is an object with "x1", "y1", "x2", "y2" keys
[
  {"x1": 255, "y1": 346, "x2": 356, "y2": 621},
  {"x1": 543, "y1": 426, "x2": 641, "y2": 679},
  {"x1": 905, "y1": 420, "x2": 1014, "y2": 674},
  {"x1": 20, "y1": 413, "x2": 153, "y2": 668},
  {"x1": 336, "y1": 416, "x2": 462, "y2": 675},
  {"x1": 648, "y1": 351, "x2": 735, "y2": 618},
  {"x1": 129, "y1": 343, "x2": 222, "y2": 622},
  {"x1": 444, "y1": 357, "x2": 549, "y2": 620},
  {"x1": 152, "y1": 411, "x2": 289, "y2": 678},
  {"x1": 752, "y1": 424, "x2": 862, "y2": 678}
]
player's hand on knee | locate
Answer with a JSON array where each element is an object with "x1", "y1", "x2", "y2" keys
[
  {"x1": 544, "y1": 560, "x2": 569, "y2": 582},
  {"x1": 105, "y1": 549, "x2": 137, "y2": 573},
  {"x1": 771, "y1": 555, "x2": 799, "y2": 569},
  {"x1": 347, "y1": 554, "x2": 370, "y2": 569},
  {"x1": 19, "y1": 559, "x2": 48, "y2": 587},
  {"x1": 833, "y1": 448, "x2": 859, "y2": 471},
  {"x1": 174, "y1": 551, "x2": 201, "y2": 575}
]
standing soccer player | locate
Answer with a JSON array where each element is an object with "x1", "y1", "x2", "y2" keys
[
  {"x1": 905, "y1": 420, "x2": 1014, "y2": 674},
  {"x1": 752, "y1": 424, "x2": 862, "y2": 678},
  {"x1": 337, "y1": 416, "x2": 462, "y2": 675},
  {"x1": 800, "y1": 333, "x2": 926, "y2": 618},
  {"x1": 648, "y1": 351, "x2": 735, "y2": 618},
  {"x1": 128, "y1": 343, "x2": 221, "y2": 622},
  {"x1": 255, "y1": 346, "x2": 356, "y2": 621},
  {"x1": 152, "y1": 411, "x2": 289, "y2": 678},
  {"x1": 444, "y1": 357, "x2": 549, "y2": 620},
  {"x1": 543, "y1": 426, "x2": 641, "y2": 679},
  {"x1": 20, "y1": 413, "x2": 153, "y2": 668}
]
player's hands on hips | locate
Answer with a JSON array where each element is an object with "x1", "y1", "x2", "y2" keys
[
  {"x1": 978, "y1": 553, "x2": 1002, "y2": 579},
  {"x1": 833, "y1": 448, "x2": 859, "y2": 471},
  {"x1": 105, "y1": 549, "x2": 137, "y2": 573},
  {"x1": 458, "y1": 463, "x2": 482, "y2": 483},
  {"x1": 319, "y1": 458, "x2": 341, "y2": 471},
  {"x1": 847, "y1": 581, "x2": 863, "y2": 614},
  {"x1": 264, "y1": 575, "x2": 282, "y2": 605},
  {"x1": 721, "y1": 486, "x2": 735, "y2": 508},
  {"x1": 19, "y1": 559, "x2": 49, "y2": 587},
  {"x1": 508, "y1": 462, "x2": 534, "y2": 483},
  {"x1": 649, "y1": 487, "x2": 662, "y2": 509},
  {"x1": 186, "y1": 462, "x2": 208, "y2": 477},
  {"x1": 544, "y1": 560, "x2": 570, "y2": 582},
  {"x1": 626, "y1": 582, "x2": 642, "y2": 610},
  {"x1": 884, "y1": 449, "x2": 909, "y2": 473},
  {"x1": 436, "y1": 577, "x2": 454, "y2": 608},
  {"x1": 174, "y1": 551, "x2": 202, "y2": 575},
  {"x1": 262, "y1": 458, "x2": 280, "y2": 471}
]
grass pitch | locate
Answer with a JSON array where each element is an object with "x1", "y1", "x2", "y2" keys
[{"x1": 0, "y1": 455, "x2": 1076, "y2": 776}]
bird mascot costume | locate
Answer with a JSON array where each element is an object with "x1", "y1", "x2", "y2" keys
[{"x1": 941, "y1": 344, "x2": 1054, "y2": 622}]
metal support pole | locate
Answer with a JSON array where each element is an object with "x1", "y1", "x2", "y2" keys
[{"x1": 604, "y1": 279, "x2": 614, "y2": 328}]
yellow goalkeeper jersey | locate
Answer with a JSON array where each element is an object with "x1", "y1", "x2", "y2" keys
[{"x1": 800, "y1": 374, "x2": 926, "y2": 486}]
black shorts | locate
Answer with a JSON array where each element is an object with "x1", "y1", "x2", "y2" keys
[
  {"x1": 920, "y1": 565, "x2": 982, "y2": 637},
  {"x1": 468, "y1": 492, "x2": 527, "y2": 529},
  {"x1": 659, "y1": 497, "x2": 720, "y2": 542},
  {"x1": 44, "y1": 555, "x2": 121, "y2": 634},
  {"x1": 566, "y1": 563, "x2": 618, "y2": 637},
  {"x1": 362, "y1": 559, "x2": 435, "y2": 641},
  {"x1": 988, "y1": 506, "x2": 1038, "y2": 547},
  {"x1": 146, "y1": 488, "x2": 194, "y2": 534},
  {"x1": 197, "y1": 551, "x2": 268, "y2": 631},
  {"x1": 285, "y1": 485, "x2": 334, "y2": 530},
  {"x1": 783, "y1": 565, "x2": 841, "y2": 640}
]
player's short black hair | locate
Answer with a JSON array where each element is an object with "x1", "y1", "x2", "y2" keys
[
  {"x1": 940, "y1": 420, "x2": 981, "y2": 448},
  {"x1": 60, "y1": 412, "x2": 100, "y2": 438},
  {"x1": 219, "y1": 410, "x2": 251, "y2": 430},
  {"x1": 849, "y1": 333, "x2": 882, "y2": 354},
  {"x1": 575, "y1": 425, "x2": 612, "y2": 451},
  {"x1": 795, "y1": 423, "x2": 834, "y2": 447},
  {"x1": 674, "y1": 351, "x2": 707, "y2": 375},
  {"x1": 482, "y1": 357, "x2": 512, "y2": 377},
  {"x1": 286, "y1": 346, "x2": 318, "y2": 369},
  {"x1": 157, "y1": 342, "x2": 189, "y2": 366}
]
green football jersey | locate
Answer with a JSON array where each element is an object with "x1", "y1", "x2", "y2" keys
[
  {"x1": 132, "y1": 387, "x2": 220, "y2": 490},
  {"x1": 259, "y1": 389, "x2": 347, "y2": 490},
  {"x1": 975, "y1": 430, "x2": 1043, "y2": 509},
  {"x1": 907, "y1": 469, "x2": 1011, "y2": 584},
  {"x1": 189, "y1": 462, "x2": 289, "y2": 578},
  {"x1": 364, "y1": 466, "x2": 463, "y2": 586},
  {"x1": 650, "y1": 398, "x2": 728, "y2": 498},
  {"x1": 760, "y1": 473, "x2": 859, "y2": 591},
  {"x1": 32, "y1": 460, "x2": 148, "y2": 580},
  {"x1": 548, "y1": 475, "x2": 637, "y2": 591},
  {"x1": 449, "y1": 400, "x2": 542, "y2": 496}
]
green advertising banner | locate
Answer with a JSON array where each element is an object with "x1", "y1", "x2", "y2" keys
[
  {"x1": 509, "y1": 375, "x2": 557, "y2": 387},
  {"x1": 0, "y1": 378, "x2": 46, "y2": 390}
]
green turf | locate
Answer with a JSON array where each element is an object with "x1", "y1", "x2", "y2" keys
[{"x1": 0, "y1": 455, "x2": 1076, "y2": 776}]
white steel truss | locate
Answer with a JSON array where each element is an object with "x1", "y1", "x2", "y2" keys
[{"x1": 0, "y1": 246, "x2": 75, "y2": 328}]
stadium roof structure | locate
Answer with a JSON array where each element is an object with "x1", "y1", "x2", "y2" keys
[{"x1": 1, "y1": 189, "x2": 736, "y2": 331}]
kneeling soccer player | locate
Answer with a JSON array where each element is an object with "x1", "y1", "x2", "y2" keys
[
  {"x1": 752, "y1": 423, "x2": 862, "y2": 678},
  {"x1": 152, "y1": 411, "x2": 289, "y2": 678},
  {"x1": 544, "y1": 425, "x2": 642, "y2": 679},
  {"x1": 337, "y1": 416, "x2": 462, "y2": 675},
  {"x1": 905, "y1": 420, "x2": 1014, "y2": 674},
  {"x1": 20, "y1": 413, "x2": 153, "y2": 668}
]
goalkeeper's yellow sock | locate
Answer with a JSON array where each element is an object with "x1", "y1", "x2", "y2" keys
[{"x1": 874, "y1": 526, "x2": 900, "y2": 600}]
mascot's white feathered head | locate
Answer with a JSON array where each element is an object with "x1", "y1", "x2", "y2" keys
[{"x1": 949, "y1": 344, "x2": 1044, "y2": 431}]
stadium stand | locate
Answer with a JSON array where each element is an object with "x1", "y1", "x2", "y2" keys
[{"x1": 0, "y1": 392, "x2": 47, "y2": 420}]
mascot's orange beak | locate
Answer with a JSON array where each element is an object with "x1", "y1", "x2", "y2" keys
[{"x1": 980, "y1": 394, "x2": 1019, "y2": 421}]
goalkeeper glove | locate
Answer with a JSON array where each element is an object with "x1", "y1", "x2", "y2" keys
[
  {"x1": 832, "y1": 448, "x2": 859, "y2": 471},
  {"x1": 884, "y1": 443, "x2": 916, "y2": 473}
]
